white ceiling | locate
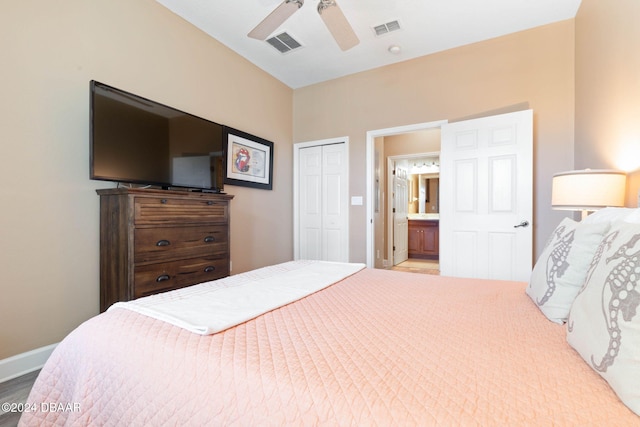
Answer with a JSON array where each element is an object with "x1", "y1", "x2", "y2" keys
[{"x1": 155, "y1": 0, "x2": 581, "y2": 89}]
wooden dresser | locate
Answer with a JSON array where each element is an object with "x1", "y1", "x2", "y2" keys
[{"x1": 97, "y1": 188, "x2": 234, "y2": 312}]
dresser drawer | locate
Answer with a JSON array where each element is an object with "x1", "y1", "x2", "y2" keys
[
  {"x1": 134, "y1": 256, "x2": 229, "y2": 298},
  {"x1": 134, "y1": 226, "x2": 228, "y2": 263},
  {"x1": 134, "y1": 196, "x2": 228, "y2": 225}
]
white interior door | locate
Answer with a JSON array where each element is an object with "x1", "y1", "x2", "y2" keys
[
  {"x1": 393, "y1": 162, "x2": 409, "y2": 265},
  {"x1": 439, "y1": 109, "x2": 533, "y2": 281},
  {"x1": 298, "y1": 142, "x2": 349, "y2": 262}
]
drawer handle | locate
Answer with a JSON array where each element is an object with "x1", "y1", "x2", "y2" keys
[
  {"x1": 156, "y1": 274, "x2": 170, "y2": 282},
  {"x1": 204, "y1": 266, "x2": 216, "y2": 273},
  {"x1": 156, "y1": 239, "x2": 171, "y2": 247},
  {"x1": 207, "y1": 201, "x2": 214, "y2": 205},
  {"x1": 204, "y1": 236, "x2": 215, "y2": 243},
  {"x1": 161, "y1": 199, "x2": 167, "y2": 204}
]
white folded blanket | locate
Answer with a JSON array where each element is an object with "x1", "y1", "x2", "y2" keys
[{"x1": 109, "y1": 260, "x2": 365, "y2": 335}]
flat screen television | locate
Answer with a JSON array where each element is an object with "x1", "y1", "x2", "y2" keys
[{"x1": 90, "y1": 80, "x2": 225, "y2": 192}]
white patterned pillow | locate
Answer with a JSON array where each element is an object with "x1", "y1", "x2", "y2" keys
[
  {"x1": 581, "y1": 207, "x2": 636, "y2": 224},
  {"x1": 567, "y1": 222, "x2": 640, "y2": 416},
  {"x1": 526, "y1": 218, "x2": 609, "y2": 323}
]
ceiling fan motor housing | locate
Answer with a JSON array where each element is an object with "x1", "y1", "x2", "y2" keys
[{"x1": 317, "y1": 0, "x2": 337, "y2": 14}]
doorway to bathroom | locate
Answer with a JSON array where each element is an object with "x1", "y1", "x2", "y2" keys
[
  {"x1": 366, "y1": 109, "x2": 533, "y2": 281},
  {"x1": 366, "y1": 120, "x2": 445, "y2": 273},
  {"x1": 388, "y1": 152, "x2": 441, "y2": 273}
]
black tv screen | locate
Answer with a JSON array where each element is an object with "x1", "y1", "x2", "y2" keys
[{"x1": 90, "y1": 80, "x2": 225, "y2": 192}]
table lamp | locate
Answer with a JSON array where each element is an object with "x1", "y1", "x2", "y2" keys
[{"x1": 551, "y1": 169, "x2": 626, "y2": 220}]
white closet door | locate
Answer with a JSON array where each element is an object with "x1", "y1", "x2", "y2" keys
[
  {"x1": 299, "y1": 146, "x2": 323, "y2": 260},
  {"x1": 298, "y1": 143, "x2": 348, "y2": 262}
]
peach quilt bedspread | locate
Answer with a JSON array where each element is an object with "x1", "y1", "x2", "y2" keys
[{"x1": 21, "y1": 268, "x2": 639, "y2": 425}]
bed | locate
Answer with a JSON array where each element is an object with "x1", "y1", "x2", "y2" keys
[{"x1": 19, "y1": 252, "x2": 640, "y2": 425}]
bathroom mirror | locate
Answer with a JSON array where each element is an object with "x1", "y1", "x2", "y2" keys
[
  {"x1": 408, "y1": 173, "x2": 439, "y2": 214},
  {"x1": 420, "y1": 175, "x2": 439, "y2": 213}
]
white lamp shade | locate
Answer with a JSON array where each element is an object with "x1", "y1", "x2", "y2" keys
[{"x1": 551, "y1": 169, "x2": 626, "y2": 210}]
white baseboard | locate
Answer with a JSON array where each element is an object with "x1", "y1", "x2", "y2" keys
[{"x1": 0, "y1": 343, "x2": 58, "y2": 383}]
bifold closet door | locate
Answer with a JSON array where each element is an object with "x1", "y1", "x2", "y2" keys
[{"x1": 298, "y1": 143, "x2": 348, "y2": 262}]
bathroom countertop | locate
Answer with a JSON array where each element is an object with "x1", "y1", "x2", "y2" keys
[{"x1": 407, "y1": 213, "x2": 439, "y2": 221}]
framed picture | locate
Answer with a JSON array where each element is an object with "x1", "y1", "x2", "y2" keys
[{"x1": 223, "y1": 126, "x2": 274, "y2": 190}]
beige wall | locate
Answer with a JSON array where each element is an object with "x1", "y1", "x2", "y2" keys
[
  {"x1": 0, "y1": 0, "x2": 293, "y2": 359},
  {"x1": 575, "y1": 0, "x2": 640, "y2": 206},
  {"x1": 384, "y1": 130, "x2": 441, "y2": 157},
  {"x1": 294, "y1": 20, "x2": 576, "y2": 263}
]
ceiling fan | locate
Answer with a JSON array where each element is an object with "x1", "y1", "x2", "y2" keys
[{"x1": 248, "y1": 0, "x2": 360, "y2": 51}]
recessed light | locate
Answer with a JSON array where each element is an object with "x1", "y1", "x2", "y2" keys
[{"x1": 388, "y1": 45, "x2": 401, "y2": 54}]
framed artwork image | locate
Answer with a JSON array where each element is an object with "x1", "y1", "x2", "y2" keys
[{"x1": 223, "y1": 126, "x2": 274, "y2": 190}]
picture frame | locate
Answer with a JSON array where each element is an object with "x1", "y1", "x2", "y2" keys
[{"x1": 223, "y1": 126, "x2": 274, "y2": 190}]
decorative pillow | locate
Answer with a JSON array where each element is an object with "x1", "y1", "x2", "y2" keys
[
  {"x1": 623, "y1": 209, "x2": 640, "y2": 224},
  {"x1": 567, "y1": 222, "x2": 640, "y2": 416},
  {"x1": 581, "y1": 207, "x2": 636, "y2": 224},
  {"x1": 526, "y1": 217, "x2": 609, "y2": 323}
]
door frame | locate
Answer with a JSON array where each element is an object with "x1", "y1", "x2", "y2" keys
[
  {"x1": 366, "y1": 120, "x2": 447, "y2": 268},
  {"x1": 293, "y1": 136, "x2": 350, "y2": 261}
]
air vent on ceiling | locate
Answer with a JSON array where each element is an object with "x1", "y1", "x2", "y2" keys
[
  {"x1": 373, "y1": 20, "x2": 401, "y2": 36},
  {"x1": 266, "y1": 32, "x2": 302, "y2": 53}
]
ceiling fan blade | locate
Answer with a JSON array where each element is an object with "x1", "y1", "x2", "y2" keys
[
  {"x1": 317, "y1": 0, "x2": 359, "y2": 51},
  {"x1": 248, "y1": 0, "x2": 304, "y2": 40}
]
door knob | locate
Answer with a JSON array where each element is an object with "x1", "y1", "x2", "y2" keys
[{"x1": 514, "y1": 220, "x2": 530, "y2": 228}]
